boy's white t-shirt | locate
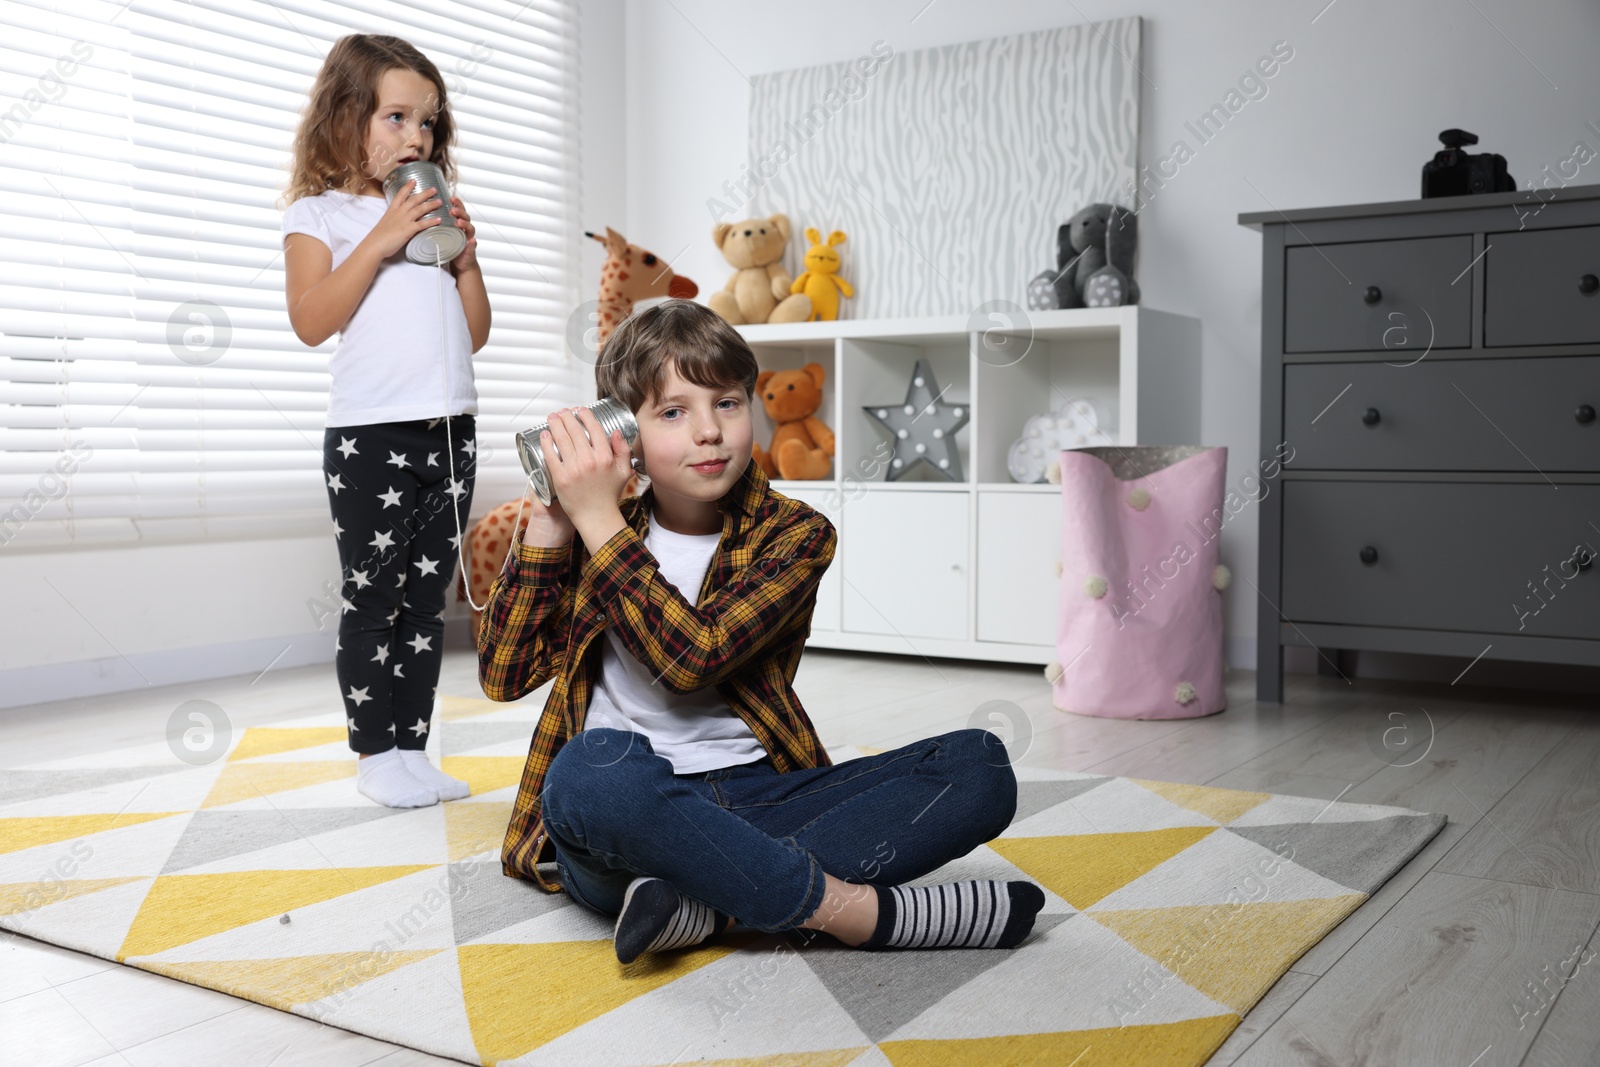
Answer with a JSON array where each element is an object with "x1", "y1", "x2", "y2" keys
[
  {"x1": 281, "y1": 189, "x2": 477, "y2": 428},
  {"x1": 583, "y1": 513, "x2": 767, "y2": 774}
]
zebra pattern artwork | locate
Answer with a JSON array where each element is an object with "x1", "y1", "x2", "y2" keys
[{"x1": 743, "y1": 18, "x2": 1142, "y2": 321}]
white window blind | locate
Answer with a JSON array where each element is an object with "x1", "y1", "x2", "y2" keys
[{"x1": 0, "y1": 0, "x2": 583, "y2": 550}]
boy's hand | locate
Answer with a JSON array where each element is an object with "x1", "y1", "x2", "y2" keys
[
  {"x1": 543, "y1": 407, "x2": 633, "y2": 550},
  {"x1": 520, "y1": 493, "x2": 575, "y2": 549},
  {"x1": 446, "y1": 196, "x2": 479, "y2": 275}
]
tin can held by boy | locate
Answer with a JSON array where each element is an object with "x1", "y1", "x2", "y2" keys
[{"x1": 516, "y1": 397, "x2": 646, "y2": 506}]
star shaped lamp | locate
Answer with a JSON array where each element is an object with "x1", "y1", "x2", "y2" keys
[{"x1": 863, "y1": 360, "x2": 969, "y2": 481}]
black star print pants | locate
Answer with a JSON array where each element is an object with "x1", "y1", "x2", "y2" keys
[{"x1": 321, "y1": 415, "x2": 476, "y2": 754}]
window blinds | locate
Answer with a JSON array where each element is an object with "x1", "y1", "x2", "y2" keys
[{"x1": 0, "y1": 0, "x2": 583, "y2": 550}]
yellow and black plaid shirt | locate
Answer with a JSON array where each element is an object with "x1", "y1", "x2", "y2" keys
[{"x1": 478, "y1": 461, "x2": 837, "y2": 891}]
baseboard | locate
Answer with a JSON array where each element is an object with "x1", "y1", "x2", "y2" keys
[{"x1": 0, "y1": 615, "x2": 479, "y2": 712}]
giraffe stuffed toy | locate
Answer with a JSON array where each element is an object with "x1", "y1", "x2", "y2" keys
[{"x1": 586, "y1": 226, "x2": 699, "y2": 344}]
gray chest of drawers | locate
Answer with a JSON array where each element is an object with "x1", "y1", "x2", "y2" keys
[{"x1": 1241, "y1": 186, "x2": 1600, "y2": 701}]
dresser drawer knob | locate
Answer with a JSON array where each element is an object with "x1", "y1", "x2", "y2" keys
[
  {"x1": 1578, "y1": 404, "x2": 1596, "y2": 424},
  {"x1": 1363, "y1": 285, "x2": 1382, "y2": 305},
  {"x1": 1580, "y1": 274, "x2": 1598, "y2": 295},
  {"x1": 1359, "y1": 545, "x2": 1379, "y2": 565},
  {"x1": 1362, "y1": 407, "x2": 1382, "y2": 426}
]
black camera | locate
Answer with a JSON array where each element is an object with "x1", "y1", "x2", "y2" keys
[{"x1": 1421, "y1": 129, "x2": 1515, "y2": 198}]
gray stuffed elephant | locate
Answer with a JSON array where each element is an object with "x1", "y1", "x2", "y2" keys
[{"x1": 1050, "y1": 203, "x2": 1140, "y2": 309}]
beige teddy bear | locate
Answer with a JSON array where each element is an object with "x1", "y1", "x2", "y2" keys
[{"x1": 708, "y1": 214, "x2": 813, "y2": 325}]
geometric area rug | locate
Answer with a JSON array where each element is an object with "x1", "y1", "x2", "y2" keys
[{"x1": 0, "y1": 692, "x2": 1446, "y2": 1066}]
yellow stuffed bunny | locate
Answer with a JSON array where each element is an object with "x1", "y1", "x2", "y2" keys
[{"x1": 790, "y1": 228, "x2": 853, "y2": 321}]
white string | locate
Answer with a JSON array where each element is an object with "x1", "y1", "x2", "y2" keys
[{"x1": 432, "y1": 251, "x2": 531, "y2": 613}]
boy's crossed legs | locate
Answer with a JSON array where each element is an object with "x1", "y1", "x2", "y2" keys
[{"x1": 538, "y1": 727, "x2": 1045, "y2": 962}]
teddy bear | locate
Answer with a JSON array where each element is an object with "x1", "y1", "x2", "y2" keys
[
  {"x1": 790, "y1": 227, "x2": 853, "y2": 321},
  {"x1": 751, "y1": 362, "x2": 834, "y2": 480},
  {"x1": 1051, "y1": 203, "x2": 1140, "y2": 309},
  {"x1": 708, "y1": 213, "x2": 813, "y2": 325}
]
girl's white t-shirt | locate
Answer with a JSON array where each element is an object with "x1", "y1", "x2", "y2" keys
[
  {"x1": 281, "y1": 190, "x2": 477, "y2": 428},
  {"x1": 583, "y1": 513, "x2": 767, "y2": 774}
]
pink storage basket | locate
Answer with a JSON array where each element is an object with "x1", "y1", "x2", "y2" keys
[{"x1": 1050, "y1": 446, "x2": 1229, "y2": 719}]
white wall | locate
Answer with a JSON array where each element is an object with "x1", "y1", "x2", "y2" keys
[
  {"x1": 622, "y1": 0, "x2": 1600, "y2": 668},
  {"x1": 0, "y1": 3, "x2": 630, "y2": 709},
  {"x1": 0, "y1": 536, "x2": 343, "y2": 706}
]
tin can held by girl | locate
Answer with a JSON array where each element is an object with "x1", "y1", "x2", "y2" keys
[
  {"x1": 382, "y1": 160, "x2": 467, "y2": 266},
  {"x1": 516, "y1": 398, "x2": 645, "y2": 506}
]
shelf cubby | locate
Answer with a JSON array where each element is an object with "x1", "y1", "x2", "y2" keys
[{"x1": 840, "y1": 334, "x2": 971, "y2": 485}]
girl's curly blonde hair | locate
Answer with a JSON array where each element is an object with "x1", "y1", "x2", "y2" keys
[{"x1": 282, "y1": 34, "x2": 456, "y2": 207}]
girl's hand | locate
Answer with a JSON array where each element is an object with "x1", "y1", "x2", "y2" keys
[
  {"x1": 543, "y1": 407, "x2": 633, "y2": 530},
  {"x1": 365, "y1": 178, "x2": 443, "y2": 261},
  {"x1": 447, "y1": 196, "x2": 479, "y2": 275}
]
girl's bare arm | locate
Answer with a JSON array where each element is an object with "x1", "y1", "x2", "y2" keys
[
  {"x1": 454, "y1": 261, "x2": 491, "y2": 354},
  {"x1": 284, "y1": 234, "x2": 384, "y2": 347}
]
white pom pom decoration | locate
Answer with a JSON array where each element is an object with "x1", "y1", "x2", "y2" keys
[
  {"x1": 1083, "y1": 574, "x2": 1108, "y2": 599},
  {"x1": 1174, "y1": 681, "x2": 1197, "y2": 705},
  {"x1": 1213, "y1": 564, "x2": 1232, "y2": 591},
  {"x1": 1126, "y1": 486, "x2": 1151, "y2": 511},
  {"x1": 1044, "y1": 661, "x2": 1065, "y2": 685},
  {"x1": 1046, "y1": 460, "x2": 1061, "y2": 484}
]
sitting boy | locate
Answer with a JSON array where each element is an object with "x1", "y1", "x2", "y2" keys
[{"x1": 477, "y1": 299, "x2": 1043, "y2": 963}]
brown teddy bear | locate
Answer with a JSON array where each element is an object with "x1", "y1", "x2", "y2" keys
[
  {"x1": 751, "y1": 362, "x2": 834, "y2": 480},
  {"x1": 708, "y1": 214, "x2": 813, "y2": 325}
]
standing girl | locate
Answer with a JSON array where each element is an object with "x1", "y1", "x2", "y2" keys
[{"x1": 280, "y1": 35, "x2": 489, "y2": 808}]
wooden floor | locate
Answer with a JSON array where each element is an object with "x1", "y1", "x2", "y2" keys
[{"x1": 2, "y1": 648, "x2": 1596, "y2": 1066}]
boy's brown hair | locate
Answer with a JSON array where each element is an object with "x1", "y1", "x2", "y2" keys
[
  {"x1": 282, "y1": 34, "x2": 456, "y2": 206},
  {"x1": 595, "y1": 300, "x2": 760, "y2": 412}
]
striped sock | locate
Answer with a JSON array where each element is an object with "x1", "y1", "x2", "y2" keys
[
  {"x1": 613, "y1": 877, "x2": 728, "y2": 964},
  {"x1": 862, "y1": 880, "x2": 1045, "y2": 950}
]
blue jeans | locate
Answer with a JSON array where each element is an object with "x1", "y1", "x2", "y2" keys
[{"x1": 538, "y1": 727, "x2": 1018, "y2": 933}]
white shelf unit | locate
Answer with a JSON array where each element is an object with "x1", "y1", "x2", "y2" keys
[{"x1": 736, "y1": 306, "x2": 1201, "y2": 665}]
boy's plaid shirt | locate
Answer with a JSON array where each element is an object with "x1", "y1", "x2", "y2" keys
[{"x1": 477, "y1": 461, "x2": 837, "y2": 891}]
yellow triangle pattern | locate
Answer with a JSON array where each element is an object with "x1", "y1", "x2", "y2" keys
[
  {"x1": 880, "y1": 1015, "x2": 1239, "y2": 1066},
  {"x1": 440, "y1": 756, "x2": 526, "y2": 797},
  {"x1": 140, "y1": 949, "x2": 443, "y2": 1011},
  {"x1": 1092, "y1": 895, "x2": 1367, "y2": 1011},
  {"x1": 990, "y1": 827, "x2": 1215, "y2": 910},
  {"x1": 118, "y1": 865, "x2": 434, "y2": 961},
  {"x1": 0, "y1": 812, "x2": 178, "y2": 856},
  {"x1": 0, "y1": 877, "x2": 145, "y2": 916},
  {"x1": 228, "y1": 727, "x2": 349, "y2": 763},
  {"x1": 201, "y1": 760, "x2": 355, "y2": 808},
  {"x1": 444, "y1": 800, "x2": 513, "y2": 863},
  {"x1": 442, "y1": 694, "x2": 512, "y2": 721},
  {"x1": 457, "y1": 937, "x2": 747, "y2": 1063},
  {"x1": 1129, "y1": 779, "x2": 1272, "y2": 825}
]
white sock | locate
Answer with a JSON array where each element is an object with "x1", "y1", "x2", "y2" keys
[
  {"x1": 398, "y1": 749, "x2": 471, "y2": 801},
  {"x1": 356, "y1": 748, "x2": 438, "y2": 808}
]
